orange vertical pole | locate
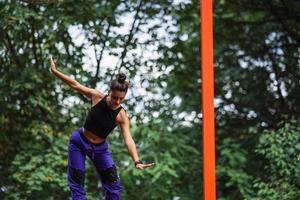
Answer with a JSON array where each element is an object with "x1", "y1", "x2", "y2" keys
[{"x1": 201, "y1": 0, "x2": 216, "y2": 200}]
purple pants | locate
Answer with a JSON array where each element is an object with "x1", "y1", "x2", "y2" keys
[{"x1": 68, "y1": 128, "x2": 122, "y2": 200}]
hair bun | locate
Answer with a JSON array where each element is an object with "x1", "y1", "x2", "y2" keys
[{"x1": 117, "y1": 73, "x2": 126, "y2": 83}]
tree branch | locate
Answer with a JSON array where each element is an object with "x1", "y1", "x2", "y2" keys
[
  {"x1": 0, "y1": 32, "x2": 22, "y2": 69},
  {"x1": 114, "y1": 0, "x2": 143, "y2": 75},
  {"x1": 30, "y1": 17, "x2": 39, "y2": 69}
]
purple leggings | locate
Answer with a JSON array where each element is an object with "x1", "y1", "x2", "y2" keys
[{"x1": 68, "y1": 128, "x2": 122, "y2": 200}]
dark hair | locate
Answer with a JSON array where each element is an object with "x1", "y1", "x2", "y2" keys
[{"x1": 109, "y1": 73, "x2": 129, "y2": 92}]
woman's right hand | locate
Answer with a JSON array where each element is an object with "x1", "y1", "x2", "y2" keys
[{"x1": 50, "y1": 57, "x2": 57, "y2": 73}]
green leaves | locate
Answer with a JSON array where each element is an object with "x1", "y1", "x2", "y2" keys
[
  {"x1": 252, "y1": 120, "x2": 300, "y2": 200},
  {"x1": 217, "y1": 138, "x2": 254, "y2": 199},
  {"x1": 256, "y1": 121, "x2": 300, "y2": 178},
  {"x1": 214, "y1": 1, "x2": 300, "y2": 199},
  {"x1": 8, "y1": 122, "x2": 69, "y2": 199}
]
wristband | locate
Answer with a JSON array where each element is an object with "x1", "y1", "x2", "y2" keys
[{"x1": 134, "y1": 160, "x2": 143, "y2": 167}]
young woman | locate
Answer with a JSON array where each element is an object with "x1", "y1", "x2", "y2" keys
[{"x1": 50, "y1": 58, "x2": 155, "y2": 200}]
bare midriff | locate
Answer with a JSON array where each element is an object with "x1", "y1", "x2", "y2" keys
[{"x1": 82, "y1": 127, "x2": 106, "y2": 144}]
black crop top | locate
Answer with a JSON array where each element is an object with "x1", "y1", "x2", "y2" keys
[{"x1": 83, "y1": 95, "x2": 123, "y2": 138}]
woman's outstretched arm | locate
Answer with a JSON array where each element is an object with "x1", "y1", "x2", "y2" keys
[
  {"x1": 50, "y1": 57, "x2": 103, "y2": 100},
  {"x1": 118, "y1": 109, "x2": 155, "y2": 170}
]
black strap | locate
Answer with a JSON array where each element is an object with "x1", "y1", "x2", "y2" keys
[{"x1": 134, "y1": 160, "x2": 143, "y2": 167}]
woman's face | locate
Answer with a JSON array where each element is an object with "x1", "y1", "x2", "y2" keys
[{"x1": 108, "y1": 90, "x2": 126, "y2": 108}]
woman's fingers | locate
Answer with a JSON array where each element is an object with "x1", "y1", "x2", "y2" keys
[
  {"x1": 144, "y1": 163, "x2": 155, "y2": 168},
  {"x1": 49, "y1": 57, "x2": 56, "y2": 74},
  {"x1": 50, "y1": 57, "x2": 55, "y2": 65},
  {"x1": 136, "y1": 163, "x2": 155, "y2": 170},
  {"x1": 50, "y1": 57, "x2": 57, "y2": 70}
]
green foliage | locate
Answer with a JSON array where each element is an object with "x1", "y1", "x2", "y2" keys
[
  {"x1": 1, "y1": 0, "x2": 201, "y2": 199},
  {"x1": 253, "y1": 120, "x2": 300, "y2": 200},
  {"x1": 1, "y1": 0, "x2": 300, "y2": 199},
  {"x1": 7, "y1": 122, "x2": 69, "y2": 199},
  {"x1": 108, "y1": 121, "x2": 201, "y2": 200},
  {"x1": 217, "y1": 138, "x2": 253, "y2": 200},
  {"x1": 214, "y1": 0, "x2": 300, "y2": 199}
]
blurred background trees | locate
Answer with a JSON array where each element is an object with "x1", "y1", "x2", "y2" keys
[
  {"x1": 0, "y1": 0, "x2": 299, "y2": 199},
  {"x1": 214, "y1": 1, "x2": 300, "y2": 199}
]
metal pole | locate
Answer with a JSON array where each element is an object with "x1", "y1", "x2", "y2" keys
[{"x1": 201, "y1": 0, "x2": 216, "y2": 199}]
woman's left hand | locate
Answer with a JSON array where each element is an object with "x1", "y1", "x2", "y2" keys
[
  {"x1": 135, "y1": 162, "x2": 155, "y2": 170},
  {"x1": 50, "y1": 57, "x2": 57, "y2": 73}
]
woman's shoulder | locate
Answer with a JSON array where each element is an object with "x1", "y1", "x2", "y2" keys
[
  {"x1": 91, "y1": 89, "x2": 105, "y2": 98},
  {"x1": 91, "y1": 90, "x2": 105, "y2": 106},
  {"x1": 115, "y1": 108, "x2": 128, "y2": 125}
]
